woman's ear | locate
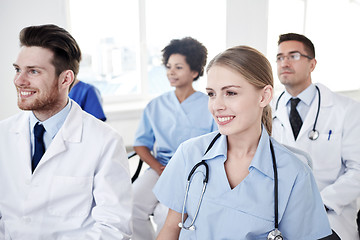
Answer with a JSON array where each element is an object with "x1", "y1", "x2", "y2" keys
[
  {"x1": 259, "y1": 85, "x2": 273, "y2": 107},
  {"x1": 192, "y1": 70, "x2": 199, "y2": 81}
]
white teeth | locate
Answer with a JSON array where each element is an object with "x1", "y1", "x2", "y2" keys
[
  {"x1": 217, "y1": 116, "x2": 233, "y2": 122},
  {"x1": 20, "y1": 91, "x2": 33, "y2": 96}
]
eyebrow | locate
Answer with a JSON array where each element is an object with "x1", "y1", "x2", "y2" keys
[
  {"x1": 167, "y1": 63, "x2": 184, "y2": 66},
  {"x1": 12, "y1": 63, "x2": 45, "y2": 70},
  {"x1": 206, "y1": 85, "x2": 241, "y2": 91},
  {"x1": 276, "y1": 51, "x2": 301, "y2": 57}
]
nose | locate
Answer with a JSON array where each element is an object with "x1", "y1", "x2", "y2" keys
[
  {"x1": 167, "y1": 67, "x2": 175, "y2": 76},
  {"x1": 210, "y1": 95, "x2": 225, "y2": 112},
  {"x1": 14, "y1": 72, "x2": 29, "y2": 87}
]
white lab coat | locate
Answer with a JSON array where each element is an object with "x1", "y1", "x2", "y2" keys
[
  {"x1": 272, "y1": 83, "x2": 360, "y2": 240},
  {"x1": 0, "y1": 100, "x2": 133, "y2": 240}
]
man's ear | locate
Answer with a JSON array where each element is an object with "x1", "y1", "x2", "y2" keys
[
  {"x1": 260, "y1": 85, "x2": 273, "y2": 107},
  {"x1": 59, "y1": 70, "x2": 75, "y2": 89},
  {"x1": 310, "y1": 58, "x2": 317, "y2": 73}
]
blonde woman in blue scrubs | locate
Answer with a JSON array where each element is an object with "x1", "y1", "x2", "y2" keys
[
  {"x1": 154, "y1": 46, "x2": 332, "y2": 239},
  {"x1": 132, "y1": 37, "x2": 217, "y2": 240}
]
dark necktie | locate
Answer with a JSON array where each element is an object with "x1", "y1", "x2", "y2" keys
[
  {"x1": 289, "y1": 98, "x2": 302, "y2": 140},
  {"x1": 32, "y1": 122, "x2": 46, "y2": 172}
]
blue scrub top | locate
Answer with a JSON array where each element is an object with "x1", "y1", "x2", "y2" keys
[
  {"x1": 134, "y1": 91, "x2": 217, "y2": 166},
  {"x1": 69, "y1": 81, "x2": 106, "y2": 121},
  {"x1": 153, "y1": 128, "x2": 332, "y2": 239}
]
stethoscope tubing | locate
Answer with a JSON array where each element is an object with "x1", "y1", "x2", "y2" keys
[
  {"x1": 270, "y1": 139, "x2": 279, "y2": 229},
  {"x1": 275, "y1": 85, "x2": 321, "y2": 141},
  {"x1": 179, "y1": 133, "x2": 220, "y2": 230},
  {"x1": 179, "y1": 133, "x2": 282, "y2": 239}
]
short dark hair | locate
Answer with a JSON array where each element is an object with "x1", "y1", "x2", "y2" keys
[
  {"x1": 19, "y1": 24, "x2": 82, "y2": 84},
  {"x1": 162, "y1": 37, "x2": 207, "y2": 81},
  {"x1": 278, "y1": 33, "x2": 315, "y2": 58}
]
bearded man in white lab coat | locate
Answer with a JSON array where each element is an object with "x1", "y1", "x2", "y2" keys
[
  {"x1": 272, "y1": 33, "x2": 360, "y2": 240},
  {"x1": 0, "y1": 24, "x2": 132, "y2": 239}
]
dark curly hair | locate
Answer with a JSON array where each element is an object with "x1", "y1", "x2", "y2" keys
[{"x1": 162, "y1": 37, "x2": 207, "y2": 81}]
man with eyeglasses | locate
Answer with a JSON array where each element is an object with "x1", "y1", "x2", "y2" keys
[{"x1": 272, "y1": 33, "x2": 360, "y2": 240}]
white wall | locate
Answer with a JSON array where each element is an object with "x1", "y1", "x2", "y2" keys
[
  {"x1": 0, "y1": 0, "x2": 69, "y2": 120},
  {"x1": 226, "y1": 0, "x2": 269, "y2": 54}
]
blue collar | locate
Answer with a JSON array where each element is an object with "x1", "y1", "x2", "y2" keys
[{"x1": 30, "y1": 99, "x2": 72, "y2": 139}]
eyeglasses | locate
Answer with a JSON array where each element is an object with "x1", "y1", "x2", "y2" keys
[{"x1": 276, "y1": 52, "x2": 313, "y2": 63}]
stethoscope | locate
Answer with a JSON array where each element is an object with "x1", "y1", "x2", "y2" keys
[
  {"x1": 178, "y1": 133, "x2": 283, "y2": 240},
  {"x1": 275, "y1": 85, "x2": 321, "y2": 141}
]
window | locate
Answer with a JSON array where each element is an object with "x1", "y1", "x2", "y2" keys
[
  {"x1": 267, "y1": 0, "x2": 360, "y2": 92},
  {"x1": 68, "y1": 0, "x2": 226, "y2": 101},
  {"x1": 68, "y1": 0, "x2": 141, "y2": 100}
]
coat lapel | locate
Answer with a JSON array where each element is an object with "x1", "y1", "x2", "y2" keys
[
  {"x1": 273, "y1": 96, "x2": 295, "y2": 142},
  {"x1": 35, "y1": 101, "x2": 83, "y2": 171},
  {"x1": 10, "y1": 112, "x2": 33, "y2": 176}
]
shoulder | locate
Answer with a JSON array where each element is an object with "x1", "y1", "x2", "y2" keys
[
  {"x1": 144, "y1": 91, "x2": 173, "y2": 111},
  {"x1": 0, "y1": 112, "x2": 27, "y2": 129},
  {"x1": 77, "y1": 81, "x2": 93, "y2": 90},
  {"x1": 193, "y1": 91, "x2": 208, "y2": 99},
  {"x1": 317, "y1": 83, "x2": 360, "y2": 108},
  {"x1": 0, "y1": 112, "x2": 23, "y2": 124},
  {"x1": 178, "y1": 131, "x2": 220, "y2": 155},
  {"x1": 193, "y1": 91, "x2": 210, "y2": 103},
  {"x1": 271, "y1": 138, "x2": 312, "y2": 177},
  {"x1": 73, "y1": 102, "x2": 121, "y2": 140}
]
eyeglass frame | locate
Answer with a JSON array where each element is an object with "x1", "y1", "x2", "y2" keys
[{"x1": 276, "y1": 51, "x2": 314, "y2": 63}]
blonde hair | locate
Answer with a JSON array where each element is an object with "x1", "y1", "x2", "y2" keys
[{"x1": 207, "y1": 46, "x2": 273, "y2": 135}]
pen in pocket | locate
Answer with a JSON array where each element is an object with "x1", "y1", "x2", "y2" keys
[{"x1": 328, "y1": 130, "x2": 332, "y2": 140}]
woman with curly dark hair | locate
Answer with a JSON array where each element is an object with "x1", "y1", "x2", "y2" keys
[{"x1": 132, "y1": 37, "x2": 217, "y2": 239}]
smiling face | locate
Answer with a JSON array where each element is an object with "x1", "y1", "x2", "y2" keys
[
  {"x1": 206, "y1": 65, "x2": 266, "y2": 137},
  {"x1": 166, "y1": 53, "x2": 198, "y2": 89},
  {"x1": 13, "y1": 46, "x2": 71, "y2": 121}
]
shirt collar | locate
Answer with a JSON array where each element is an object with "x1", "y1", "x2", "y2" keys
[
  {"x1": 202, "y1": 131, "x2": 228, "y2": 161},
  {"x1": 202, "y1": 126, "x2": 275, "y2": 179},
  {"x1": 30, "y1": 99, "x2": 72, "y2": 139},
  {"x1": 249, "y1": 126, "x2": 275, "y2": 179},
  {"x1": 283, "y1": 84, "x2": 316, "y2": 107}
]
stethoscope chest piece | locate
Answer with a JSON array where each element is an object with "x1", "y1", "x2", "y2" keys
[
  {"x1": 308, "y1": 129, "x2": 319, "y2": 141},
  {"x1": 267, "y1": 228, "x2": 283, "y2": 240}
]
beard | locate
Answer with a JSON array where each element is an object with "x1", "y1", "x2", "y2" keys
[{"x1": 17, "y1": 86, "x2": 63, "y2": 113}]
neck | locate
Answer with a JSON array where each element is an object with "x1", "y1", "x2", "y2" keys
[
  {"x1": 227, "y1": 124, "x2": 262, "y2": 159},
  {"x1": 33, "y1": 98, "x2": 68, "y2": 122},
  {"x1": 286, "y1": 80, "x2": 312, "y2": 97},
  {"x1": 175, "y1": 86, "x2": 195, "y2": 103}
]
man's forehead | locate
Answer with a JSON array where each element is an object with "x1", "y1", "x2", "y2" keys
[
  {"x1": 15, "y1": 46, "x2": 54, "y2": 67},
  {"x1": 277, "y1": 40, "x2": 305, "y2": 54}
]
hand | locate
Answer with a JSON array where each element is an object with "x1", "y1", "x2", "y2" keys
[{"x1": 155, "y1": 164, "x2": 166, "y2": 176}]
